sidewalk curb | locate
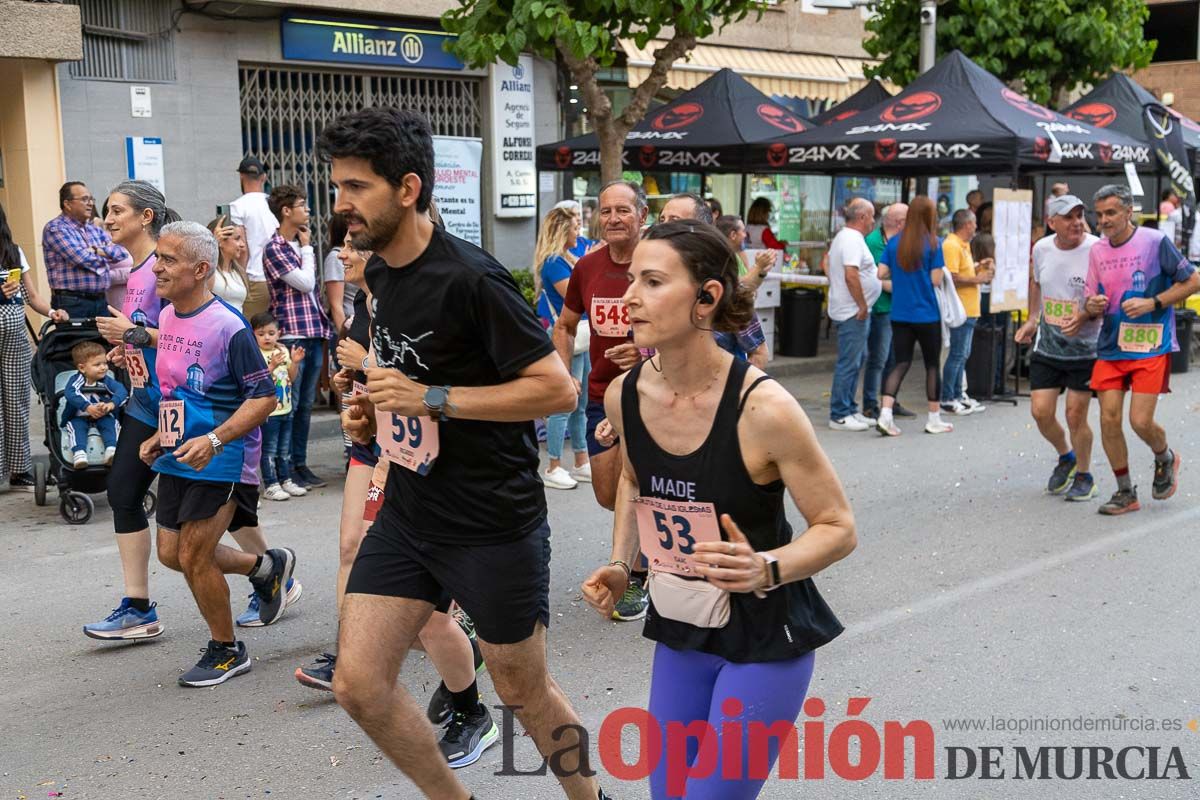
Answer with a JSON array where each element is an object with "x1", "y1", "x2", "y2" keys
[{"x1": 767, "y1": 353, "x2": 838, "y2": 380}]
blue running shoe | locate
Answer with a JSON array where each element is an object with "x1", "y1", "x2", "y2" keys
[
  {"x1": 295, "y1": 652, "x2": 336, "y2": 692},
  {"x1": 237, "y1": 578, "x2": 302, "y2": 627},
  {"x1": 1064, "y1": 472, "x2": 1098, "y2": 502},
  {"x1": 178, "y1": 640, "x2": 251, "y2": 687},
  {"x1": 83, "y1": 598, "x2": 164, "y2": 640}
]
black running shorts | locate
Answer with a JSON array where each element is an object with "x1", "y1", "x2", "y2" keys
[
  {"x1": 1029, "y1": 354, "x2": 1096, "y2": 394},
  {"x1": 346, "y1": 510, "x2": 552, "y2": 645},
  {"x1": 155, "y1": 474, "x2": 259, "y2": 533}
]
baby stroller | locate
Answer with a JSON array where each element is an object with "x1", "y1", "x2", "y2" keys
[{"x1": 29, "y1": 318, "x2": 156, "y2": 525}]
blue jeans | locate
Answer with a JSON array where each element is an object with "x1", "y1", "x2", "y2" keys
[
  {"x1": 51, "y1": 292, "x2": 109, "y2": 320},
  {"x1": 286, "y1": 337, "x2": 326, "y2": 469},
  {"x1": 546, "y1": 350, "x2": 590, "y2": 461},
  {"x1": 862, "y1": 310, "x2": 894, "y2": 412},
  {"x1": 941, "y1": 317, "x2": 977, "y2": 403},
  {"x1": 260, "y1": 411, "x2": 293, "y2": 485},
  {"x1": 66, "y1": 413, "x2": 119, "y2": 453},
  {"x1": 830, "y1": 315, "x2": 870, "y2": 421}
]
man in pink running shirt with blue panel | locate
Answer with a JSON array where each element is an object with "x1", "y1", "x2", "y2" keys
[{"x1": 139, "y1": 221, "x2": 296, "y2": 687}]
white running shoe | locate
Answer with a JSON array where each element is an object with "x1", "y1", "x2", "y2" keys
[
  {"x1": 829, "y1": 416, "x2": 869, "y2": 432},
  {"x1": 924, "y1": 420, "x2": 955, "y2": 434},
  {"x1": 940, "y1": 400, "x2": 972, "y2": 416},
  {"x1": 570, "y1": 462, "x2": 592, "y2": 483},
  {"x1": 264, "y1": 483, "x2": 290, "y2": 501},
  {"x1": 853, "y1": 411, "x2": 876, "y2": 425},
  {"x1": 542, "y1": 466, "x2": 578, "y2": 490},
  {"x1": 281, "y1": 478, "x2": 308, "y2": 497},
  {"x1": 960, "y1": 395, "x2": 986, "y2": 413}
]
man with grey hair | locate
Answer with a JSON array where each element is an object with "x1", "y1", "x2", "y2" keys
[
  {"x1": 1066, "y1": 184, "x2": 1200, "y2": 514},
  {"x1": 827, "y1": 197, "x2": 880, "y2": 430},
  {"x1": 863, "y1": 202, "x2": 914, "y2": 419},
  {"x1": 658, "y1": 192, "x2": 714, "y2": 226},
  {"x1": 139, "y1": 220, "x2": 294, "y2": 686}
]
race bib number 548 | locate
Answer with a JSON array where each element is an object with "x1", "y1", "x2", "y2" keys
[{"x1": 590, "y1": 297, "x2": 631, "y2": 338}]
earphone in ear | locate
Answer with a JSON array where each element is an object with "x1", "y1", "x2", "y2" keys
[{"x1": 696, "y1": 286, "x2": 715, "y2": 305}]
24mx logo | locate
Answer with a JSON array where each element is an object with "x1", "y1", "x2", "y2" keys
[
  {"x1": 655, "y1": 150, "x2": 721, "y2": 167},
  {"x1": 847, "y1": 122, "x2": 930, "y2": 136},
  {"x1": 891, "y1": 142, "x2": 981, "y2": 161},
  {"x1": 787, "y1": 144, "x2": 862, "y2": 164}
]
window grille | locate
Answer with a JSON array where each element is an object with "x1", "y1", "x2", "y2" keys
[{"x1": 66, "y1": 0, "x2": 176, "y2": 82}]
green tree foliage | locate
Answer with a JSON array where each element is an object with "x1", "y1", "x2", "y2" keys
[
  {"x1": 443, "y1": 1, "x2": 774, "y2": 182},
  {"x1": 863, "y1": 0, "x2": 1155, "y2": 105}
]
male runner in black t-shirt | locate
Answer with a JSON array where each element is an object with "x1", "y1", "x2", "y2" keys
[{"x1": 317, "y1": 108, "x2": 607, "y2": 800}]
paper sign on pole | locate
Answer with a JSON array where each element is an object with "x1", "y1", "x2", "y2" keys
[
  {"x1": 432, "y1": 136, "x2": 483, "y2": 247},
  {"x1": 125, "y1": 137, "x2": 164, "y2": 193},
  {"x1": 990, "y1": 188, "x2": 1032, "y2": 312}
]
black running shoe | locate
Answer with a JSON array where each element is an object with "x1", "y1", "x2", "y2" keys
[
  {"x1": 439, "y1": 704, "x2": 499, "y2": 768},
  {"x1": 295, "y1": 652, "x2": 335, "y2": 691},
  {"x1": 1047, "y1": 459, "x2": 1077, "y2": 494},
  {"x1": 1152, "y1": 450, "x2": 1180, "y2": 500},
  {"x1": 893, "y1": 402, "x2": 917, "y2": 418},
  {"x1": 294, "y1": 465, "x2": 327, "y2": 488},
  {"x1": 1098, "y1": 487, "x2": 1140, "y2": 516},
  {"x1": 250, "y1": 548, "x2": 296, "y2": 626},
  {"x1": 179, "y1": 640, "x2": 251, "y2": 687},
  {"x1": 427, "y1": 682, "x2": 453, "y2": 726}
]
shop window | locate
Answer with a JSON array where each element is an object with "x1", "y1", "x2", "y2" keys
[
  {"x1": 1146, "y1": 1, "x2": 1199, "y2": 63},
  {"x1": 66, "y1": 0, "x2": 176, "y2": 82}
]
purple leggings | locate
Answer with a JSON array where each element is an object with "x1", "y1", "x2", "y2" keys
[{"x1": 647, "y1": 643, "x2": 815, "y2": 799}]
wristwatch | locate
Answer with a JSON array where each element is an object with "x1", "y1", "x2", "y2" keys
[
  {"x1": 1154, "y1": 296, "x2": 1164, "y2": 312},
  {"x1": 206, "y1": 431, "x2": 224, "y2": 455},
  {"x1": 423, "y1": 385, "x2": 455, "y2": 420},
  {"x1": 123, "y1": 325, "x2": 151, "y2": 348},
  {"x1": 759, "y1": 552, "x2": 782, "y2": 591}
]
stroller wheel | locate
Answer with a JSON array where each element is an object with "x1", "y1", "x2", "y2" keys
[
  {"x1": 60, "y1": 492, "x2": 94, "y2": 525},
  {"x1": 143, "y1": 490, "x2": 157, "y2": 516},
  {"x1": 33, "y1": 462, "x2": 48, "y2": 507}
]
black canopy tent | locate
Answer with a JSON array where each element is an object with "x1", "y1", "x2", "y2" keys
[
  {"x1": 746, "y1": 51, "x2": 1154, "y2": 176},
  {"x1": 811, "y1": 79, "x2": 893, "y2": 126},
  {"x1": 1062, "y1": 73, "x2": 1200, "y2": 159},
  {"x1": 535, "y1": 68, "x2": 812, "y2": 174}
]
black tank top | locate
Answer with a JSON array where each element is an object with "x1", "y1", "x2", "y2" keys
[{"x1": 622, "y1": 357, "x2": 843, "y2": 663}]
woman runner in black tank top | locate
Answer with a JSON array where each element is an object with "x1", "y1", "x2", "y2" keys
[{"x1": 583, "y1": 221, "x2": 856, "y2": 799}]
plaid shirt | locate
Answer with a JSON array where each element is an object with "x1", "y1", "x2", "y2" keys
[
  {"x1": 263, "y1": 233, "x2": 331, "y2": 340},
  {"x1": 41, "y1": 214, "x2": 128, "y2": 293}
]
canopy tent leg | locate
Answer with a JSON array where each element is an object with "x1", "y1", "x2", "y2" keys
[{"x1": 739, "y1": 173, "x2": 747, "y2": 218}]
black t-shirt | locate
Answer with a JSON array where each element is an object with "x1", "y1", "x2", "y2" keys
[{"x1": 365, "y1": 226, "x2": 555, "y2": 544}]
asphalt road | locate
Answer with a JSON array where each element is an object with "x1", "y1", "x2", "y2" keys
[{"x1": 3, "y1": 367, "x2": 1199, "y2": 800}]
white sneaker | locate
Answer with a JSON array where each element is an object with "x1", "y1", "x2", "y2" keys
[
  {"x1": 281, "y1": 478, "x2": 308, "y2": 497},
  {"x1": 829, "y1": 416, "x2": 869, "y2": 432},
  {"x1": 941, "y1": 400, "x2": 972, "y2": 416},
  {"x1": 853, "y1": 411, "x2": 876, "y2": 425},
  {"x1": 542, "y1": 466, "x2": 578, "y2": 490},
  {"x1": 570, "y1": 462, "x2": 592, "y2": 483},
  {"x1": 73, "y1": 451, "x2": 89, "y2": 468},
  {"x1": 264, "y1": 483, "x2": 290, "y2": 501},
  {"x1": 960, "y1": 395, "x2": 986, "y2": 413},
  {"x1": 924, "y1": 420, "x2": 955, "y2": 434},
  {"x1": 104, "y1": 446, "x2": 116, "y2": 465}
]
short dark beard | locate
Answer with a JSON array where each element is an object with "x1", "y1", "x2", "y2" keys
[{"x1": 350, "y1": 203, "x2": 404, "y2": 252}]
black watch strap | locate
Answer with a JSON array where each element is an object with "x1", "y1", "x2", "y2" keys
[{"x1": 1154, "y1": 296, "x2": 1164, "y2": 311}]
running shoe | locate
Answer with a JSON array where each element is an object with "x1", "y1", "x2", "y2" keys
[
  {"x1": 940, "y1": 400, "x2": 971, "y2": 416},
  {"x1": 178, "y1": 640, "x2": 251, "y2": 687},
  {"x1": 83, "y1": 598, "x2": 164, "y2": 640},
  {"x1": 293, "y1": 466, "x2": 327, "y2": 488},
  {"x1": 876, "y1": 418, "x2": 901, "y2": 437},
  {"x1": 263, "y1": 483, "x2": 290, "y2": 501},
  {"x1": 237, "y1": 577, "x2": 302, "y2": 627},
  {"x1": 923, "y1": 420, "x2": 954, "y2": 434},
  {"x1": 542, "y1": 466, "x2": 578, "y2": 490},
  {"x1": 439, "y1": 704, "x2": 499, "y2": 768},
  {"x1": 250, "y1": 548, "x2": 296, "y2": 626},
  {"x1": 853, "y1": 411, "x2": 876, "y2": 425},
  {"x1": 1098, "y1": 487, "x2": 1140, "y2": 516},
  {"x1": 9, "y1": 471, "x2": 38, "y2": 491},
  {"x1": 281, "y1": 478, "x2": 308, "y2": 497},
  {"x1": 960, "y1": 395, "x2": 986, "y2": 413},
  {"x1": 1064, "y1": 472, "x2": 1098, "y2": 502},
  {"x1": 295, "y1": 652, "x2": 336, "y2": 691},
  {"x1": 828, "y1": 416, "x2": 869, "y2": 432},
  {"x1": 427, "y1": 638, "x2": 488, "y2": 725},
  {"x1": 893, "y1": 402, "x2": 917, "y2": 418},
  {"x1": 613, "y1": 575, "x2": 649, "y2": 621},
  {"x1": 73, "y1": 451, "x2": 89, "y2": 468},
  {"x1": 1152, "y1": 451, "x2": 1181, "y2": 500},
  {"x1": 1046, "y1": 460, "x2": 1077, "y2": 495},
  {"x1": 570, "y1": 463, "x2": 592, "y2": 483}
]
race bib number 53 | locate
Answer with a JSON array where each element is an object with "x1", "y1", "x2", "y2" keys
[
  {"x1": 376, "y1": 409, "x2": 439, "y2": 475},
  {"x1": 1118, "y1": 322, "x2": 1163, "y2": 354},
  {"x1": 590, "y1": 297, "x2": 631, "y2": 338},
  {"x1": 633, "y1": 496, "x2": 722, "y2": 576}
]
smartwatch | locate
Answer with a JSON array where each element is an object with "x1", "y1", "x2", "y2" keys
[
  {"x1": 206, "y1": 431, "x2": 224, "y2": 455},
  {"x1": 1154, "y1": 296, "x2": 1164, "y2": 312},
  {"x1": 123, "y1": 325, "x2": 151, "y2": 348},
  {"x1": 760, "y1": 552, "x2": 782, "y2": 591},
  {"x1": 423, "y1": 385, "x2": 455, "y2": 420}
]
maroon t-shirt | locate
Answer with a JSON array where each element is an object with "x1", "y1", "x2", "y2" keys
[{"x1": 564, "y1": 244, "x2": 633, "y2": 404}]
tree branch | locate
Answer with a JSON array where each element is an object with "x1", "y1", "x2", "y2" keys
[
  {"x1": 616, "y1": 30, "x2": 697, "y2": 133},
  {"x1": 557, "y1": 37, "x2": 613, "y2": 127}
]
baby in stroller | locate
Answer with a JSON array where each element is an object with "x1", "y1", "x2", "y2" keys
[{"x1": 62, "y1": 341, "x2": 128, "y2": 468}]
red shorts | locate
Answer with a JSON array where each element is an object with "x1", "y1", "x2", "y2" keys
[
  {"x1": 362, "y1": 460, "x2": 389, "y2": 523},
  {"x1": 1090, "y1": 355, "x2": 1171, "y2": 394}
]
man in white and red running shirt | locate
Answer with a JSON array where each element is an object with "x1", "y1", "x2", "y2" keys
[
  {"x1": 553, "y1": 180, "x2": 650, "y2": 621},
  {"x1": 1067, "y1": 184, "x2": 1200, "y2": 515}
]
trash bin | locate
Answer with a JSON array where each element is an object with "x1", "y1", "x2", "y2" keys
[
  {"x1": 1172, "y1": 309, "x2": 1196, "y2": 374},
  {"x1": 965, "y1": 320, "x2": 1002, "y2": 400},
  {"x1": 777, "y1": 288, "x2": 824, "y2": 357}
]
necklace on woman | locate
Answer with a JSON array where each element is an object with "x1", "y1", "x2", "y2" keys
[{"x1": 653, "y1": 355, "x2": 723, "y2": 404}]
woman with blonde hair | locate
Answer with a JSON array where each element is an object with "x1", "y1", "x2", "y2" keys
[
  {"x1": 206, "y1": 216, "x2": 251, "y2": 314},
  {"x1": 534, "y1": 206, "x2": 591, "y2": 489}
]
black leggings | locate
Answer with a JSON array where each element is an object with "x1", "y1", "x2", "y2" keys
[
  {"x1": 884, "y1": 321, "x2": 942, "y2": 403},
  {"x1": 108, "y1": 414, "x2": 158, "y2": 533}
]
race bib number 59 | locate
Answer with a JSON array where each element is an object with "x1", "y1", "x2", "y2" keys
[
  {"x1": 590, "y1": 297, "x2": 631, "y2": 338},
  {"x1": 376, "y1": 409, "x2": 439, "y2": 475},
  {"x1": 633, "y1": 496, "x2": 722, "y2": 577}
]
